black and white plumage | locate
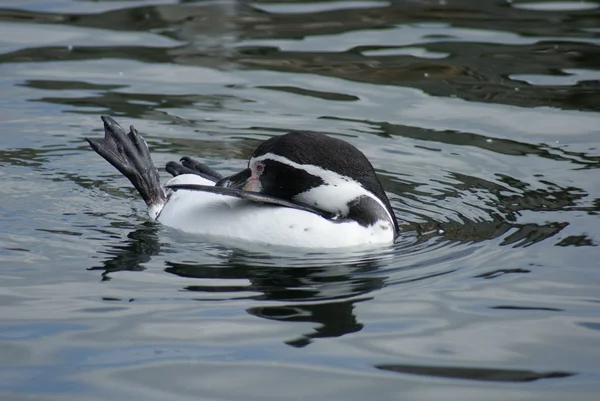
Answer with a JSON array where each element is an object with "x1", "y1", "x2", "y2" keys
[{"x1": 86, "y1": 116, "x2": 398, "y2": 248}]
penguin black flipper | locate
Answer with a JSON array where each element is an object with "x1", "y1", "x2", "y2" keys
[{"x1": 166, "y1": 184, "x2": 336, "y2": 220}]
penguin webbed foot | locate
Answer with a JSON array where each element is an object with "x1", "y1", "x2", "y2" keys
[
  {"x1": 86, "y1": 116, "x2": 166, "y2": 206},
  {"x1": 165, "y1": 156, "x2": 223, "y2": 183}
]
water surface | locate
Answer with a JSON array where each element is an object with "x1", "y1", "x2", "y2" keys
[{"x1": 1, "y1": 0, "x2": 599, "y2": 400}]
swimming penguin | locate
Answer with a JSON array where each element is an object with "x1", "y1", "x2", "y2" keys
[{"x1": 86, "y1": 116, "x2": 398, "y2": 248}]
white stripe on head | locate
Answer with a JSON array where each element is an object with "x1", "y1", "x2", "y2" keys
[{"x1": 251, "y1": 152, "x2": 393, "y2": 224}]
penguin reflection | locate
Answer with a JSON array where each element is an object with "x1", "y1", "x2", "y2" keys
[
  {"x1": 167, "y1": 259, "x2": 386, "y2": 347},
  {"x1": 89, "y1": 226, "x2": 386, "y2": 347}
]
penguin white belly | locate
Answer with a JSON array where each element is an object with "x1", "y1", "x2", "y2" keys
[{"x1": 153, "y1": 174, "x2": 394, "y2": 249}]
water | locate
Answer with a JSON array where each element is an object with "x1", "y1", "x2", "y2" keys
[{"x1": 1, "y1": 0, "x2": 599, "y2": 399}]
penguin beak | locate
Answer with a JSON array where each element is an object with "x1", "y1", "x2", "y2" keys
[{"x1": 215, "y1": 168, "x2": 252, "y2": 190}]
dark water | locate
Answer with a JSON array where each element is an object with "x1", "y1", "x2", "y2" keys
[{"x1": 1, "y1": 0, "x2": 600, "y2": 399}]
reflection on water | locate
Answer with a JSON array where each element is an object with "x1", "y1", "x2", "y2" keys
[
  {"x1": 2, "y1": 0, "x2": 599, "y2": 112},
  {"x1": 88, "y1": 223, "x2": 161, "y2": 280},
  {"x1": 376, "y1": 363, "x2": 574, "y2": 382},
  {"x1": 90, "y1": 225, "x2": 387, "y2": 347},
  {"x1": 1, "y1": 0, "x2": 599, "y2": 400}
]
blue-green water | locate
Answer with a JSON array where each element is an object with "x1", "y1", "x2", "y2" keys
[{"x1": 1, "y1": 1, "x2": 599, "y2": 400}]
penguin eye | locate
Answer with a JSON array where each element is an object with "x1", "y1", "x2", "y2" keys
[{"x1": 255, "y1": 163, "x2": 264, "y2": 173}]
